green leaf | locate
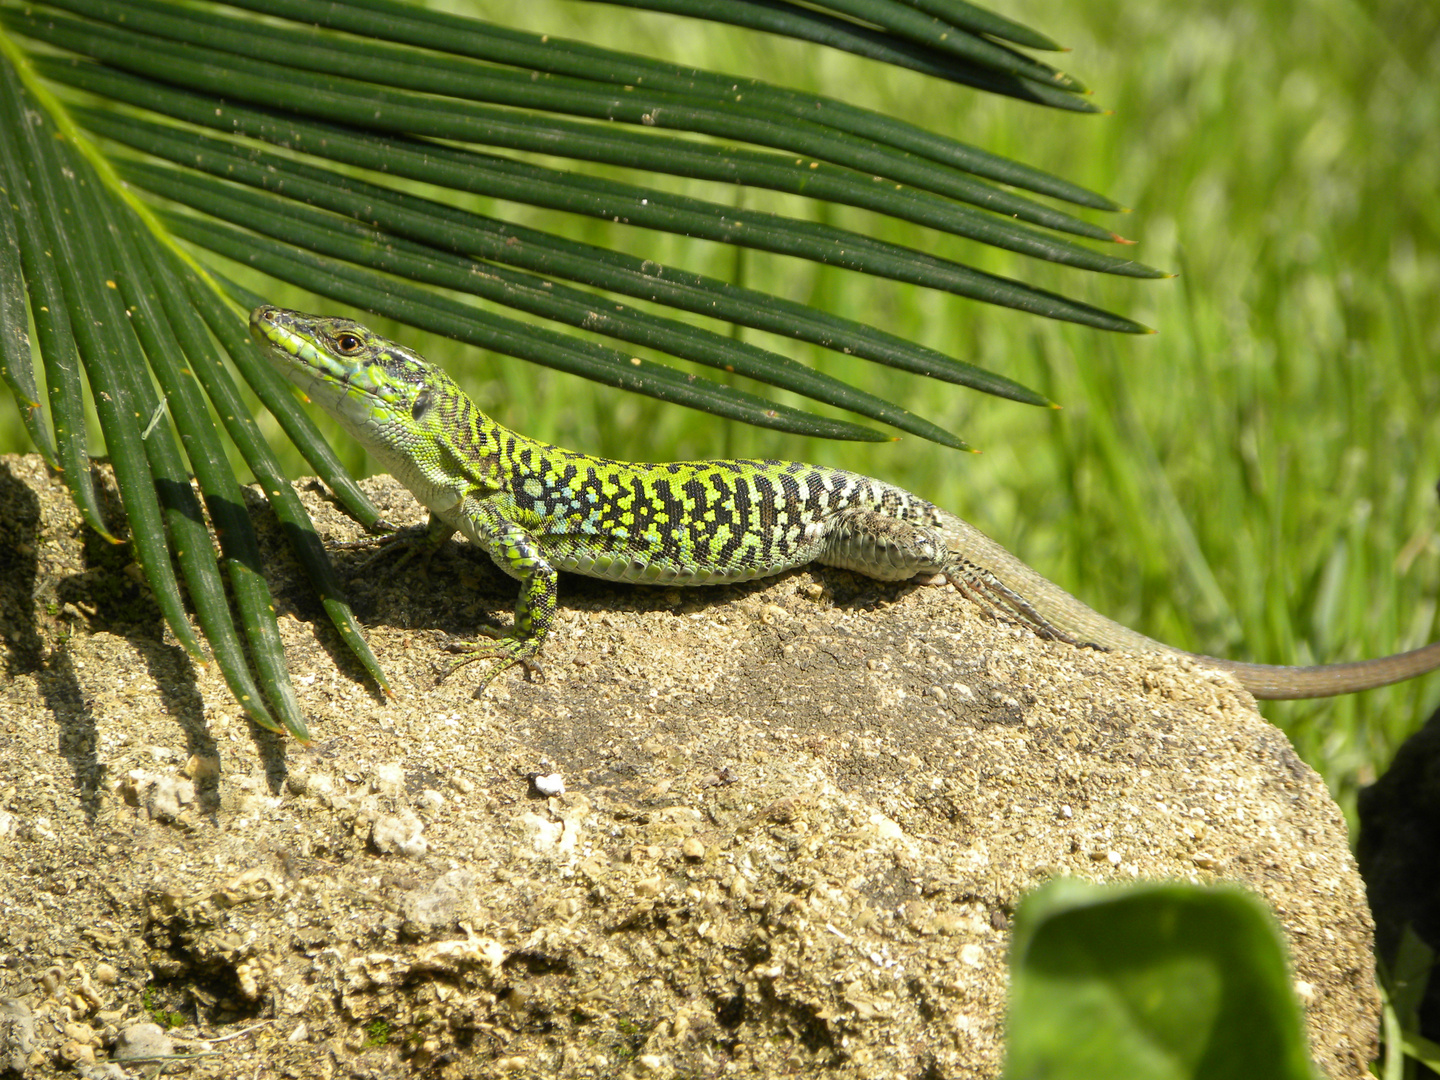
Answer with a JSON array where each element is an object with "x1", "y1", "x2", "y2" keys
[
  {"x1": 895, "y1": 0, "x2": 1064, "y2": 51},
  {"x1": 91, "y1": 105, "x2": 1051, "y2": 405},
  {"x1": 34, "y1": 53, "x2": 1150, "y2": 332},
  {"x1": 0, "y1": 150, "x2": 55, "y2": 467},
  {"x1": 581, "y1": 0, "x2": 1094, "y2": 107},
  {"x1": 224, "y1": 0, "x2": 1113, "y2": 205},
  {"x1": 180, "y1": 212, "x2": 889, "y2": 442},
  {"x1": 0, "y1": 91, "x2": 112, "y2": 539},
  {"x1": 0, "y1": 61, "x2": 205, "y2": 662},
  {"x1": 1004, "y1": 880, "x2": 1318, "y2": 1080},
  {"x1": 39, "y1": 0, "x2": 1116, "y2": 241}
]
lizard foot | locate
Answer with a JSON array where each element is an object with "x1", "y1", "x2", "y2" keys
[{"x1": 434, "y1": 633, "x2": 544, "y2": 693}]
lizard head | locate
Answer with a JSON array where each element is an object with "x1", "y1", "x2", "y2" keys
[{"x1": 249, "y1": 306, "x2": 453, "y2": 439}]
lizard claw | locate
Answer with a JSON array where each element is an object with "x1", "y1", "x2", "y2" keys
[{"x1": 433, "y1": 632, "x2": 543, "y2": 693}]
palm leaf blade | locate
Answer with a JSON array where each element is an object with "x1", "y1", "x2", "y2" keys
[
  {"x1": 718, "y1": 0, "x2": 1084, "y2": 89},
  {"x1": 0, "y1": 108, "x2": 112, "y2": 537},
  {"x1": 222, "y1": 0, "x2": 1111, "y2": 205},
  {"x1": 126, "y1": 160, "x2": 969, "y2": 448},
  {"x1": 0, "y1": 153, "x2": 56, "y2": 466},
  {"x1": 112, "y1": 217, "x2": 310, "y2": 740},
  {"x1": 37, "y1": 52, "x2": 1151, "y2": 324},
  {"x1": 180, "y1": 213, "x2": 890, "y2": 442},
  {"x1": 575, "y1": 0, "x2": 1092, "y2": 106},
  {"x1": 50, "y1": 0, "x2": 1125, "y2": 247},
  {"x1": 79, "y1": 102, "x2": 1051, "y2": 402},
  {"x1": 893, "y1": 0, "x2": 1063, "y2": 51},
  {"x1": 0, "y1": 61, "x2": 205, "y2": 660},
  {"x1": 168, "y1": 266, "x2": 394, "y2": 703}
]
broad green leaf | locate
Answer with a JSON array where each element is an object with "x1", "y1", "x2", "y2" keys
[{"x1": 1005, "y1": 880, "x2": 1317, "y2": 1080}]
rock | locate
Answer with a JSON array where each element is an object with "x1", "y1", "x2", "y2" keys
[
  {"x1": 371, "y1": 762, "x2": 405, "y2": 796},
  {"x1": 57, "y1": 1039, "x2": 95, "y2": 1066},
  {"x1": 112, "y1": 1022, "x2": 172, "y2": 1062},
  {"x1": 0, "y1": 457, "x2": 1383, "y2": 1078},
  {"x1": 0, "y1": 999, "x2": 34, "y2": 1074},
  {"x1": 400, "y1": 870, "x2": 475, "y2": 934},
  {"x1": 530, "y1": 772, "x2": 565, "y2": 797},
  {"x1": 122, "y1": 771, "x2": 195, "y2": 823},
  {"x1": 370, "y1": 810, "x2": 428, "y2": 858}
]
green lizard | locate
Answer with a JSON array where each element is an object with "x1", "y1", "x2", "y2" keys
[{"x1": 251, "y1": 305, "x2": 1440, "y2": 704}]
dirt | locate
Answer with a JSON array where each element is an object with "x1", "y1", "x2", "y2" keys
[{"x1": 0, "y1": 453, "x2": 1378, "y2": 1078}]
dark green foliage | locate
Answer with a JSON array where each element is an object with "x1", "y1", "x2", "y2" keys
[{"x1": 1005, "y1": 880, "x2": 1317, "y2": 1080}]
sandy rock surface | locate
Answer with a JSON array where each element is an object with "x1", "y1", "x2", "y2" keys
[{"x1": 0, "y1": 454, "x2": 1378, "y2": 1078}]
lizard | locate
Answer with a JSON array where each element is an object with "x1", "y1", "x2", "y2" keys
[{"x1": 250, "y1": 305, "x2": 1440, "y2": 703}]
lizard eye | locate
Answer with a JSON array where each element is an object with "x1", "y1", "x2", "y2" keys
[{"x1": 334, "y1": 333, "x2": 363, "y2": 354}]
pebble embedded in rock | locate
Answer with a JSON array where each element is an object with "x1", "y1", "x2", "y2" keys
[
  {"x1": 129, "y1": 772, "x2": 195, "y2": 823},
  {"x1": 449, "y1": 773, "x2": 475, "y2": 794},
  {"x1": 401, "y1": 869, "x2": 474, "y2": 933},
  {"x1": 371, "y1": 811, "x2": 428, "y2": 858},
  {"x1": 530, "y1": 772, "x2": 564, "y2": 797},
  {"x1": 183, "y1": 754, "x2": 221, "y2": 781},
  {"x1": 58, "y1": 1038, "x2": 95, "y2": 1065},
  {"x1": 0, "y1": 999, "x2": 35, "y2": 1074},
  {"x1": 112, "y1": 1022, "x2": 172, "y2": 1062},
  {"x1": 373, "y1": 762, "x2": 405, "y2": 796}
]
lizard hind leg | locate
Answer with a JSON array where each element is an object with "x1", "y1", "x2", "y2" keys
[
  {"x1": 817, "y1": 508, "x2": 950, "y2": 582},
  {"x1": 946, "y1": 557, "x2": 1087, "y2": 646},
  {"x1": 818, "y1": 507, "x2": 1089, "y2": 647}
]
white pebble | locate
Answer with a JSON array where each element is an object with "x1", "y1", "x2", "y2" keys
[{"x1": 532, "y1": 773, "x2": 565, "y2": 797}]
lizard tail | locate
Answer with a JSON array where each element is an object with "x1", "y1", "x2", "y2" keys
[
  {"x1": 937, "y1": 509, "x2": 1440, "y2": 699},
  {"x1": 1193, "y1": 644, "x2": 1440, "y2": 700}
]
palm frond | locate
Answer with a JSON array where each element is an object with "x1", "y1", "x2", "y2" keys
[{"x1": 0, "y1": 0, "x2": 1153, "y2": 737}]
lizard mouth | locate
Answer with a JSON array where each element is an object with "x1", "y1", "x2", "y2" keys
[
  {"x1": 251, "y1": 307, "x2": 362, "y2": 388},
  {"x1": 250, "y1": 307, "x2": 339, "y2": 377},
  {"x1": 249, "y1": 307, "x2": 414, "y2": 416}
]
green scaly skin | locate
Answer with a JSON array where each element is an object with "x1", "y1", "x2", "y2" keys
[{"x1": 251, "y1": 306, "x2": 1440, "y2": 707}]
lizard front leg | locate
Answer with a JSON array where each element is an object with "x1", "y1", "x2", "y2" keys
[{"x1": 438, "y1": 509, "x2": 559, "y2": 692}]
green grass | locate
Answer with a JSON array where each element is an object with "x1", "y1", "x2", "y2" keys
[
  {"x1": 142, "y1": 985, "x2": 187, "y2": 1030},
  {"x1": 3, "y1": 0, "x2": 1437, "y2": 821}
]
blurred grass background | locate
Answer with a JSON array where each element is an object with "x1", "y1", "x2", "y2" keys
[{"x1": 3, "y1": 0, "x2": 1437, "y2": 822}]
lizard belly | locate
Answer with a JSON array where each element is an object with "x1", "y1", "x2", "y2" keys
[{"x1": 540, "y1": 534, "x2": 801, "y2": 585}]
